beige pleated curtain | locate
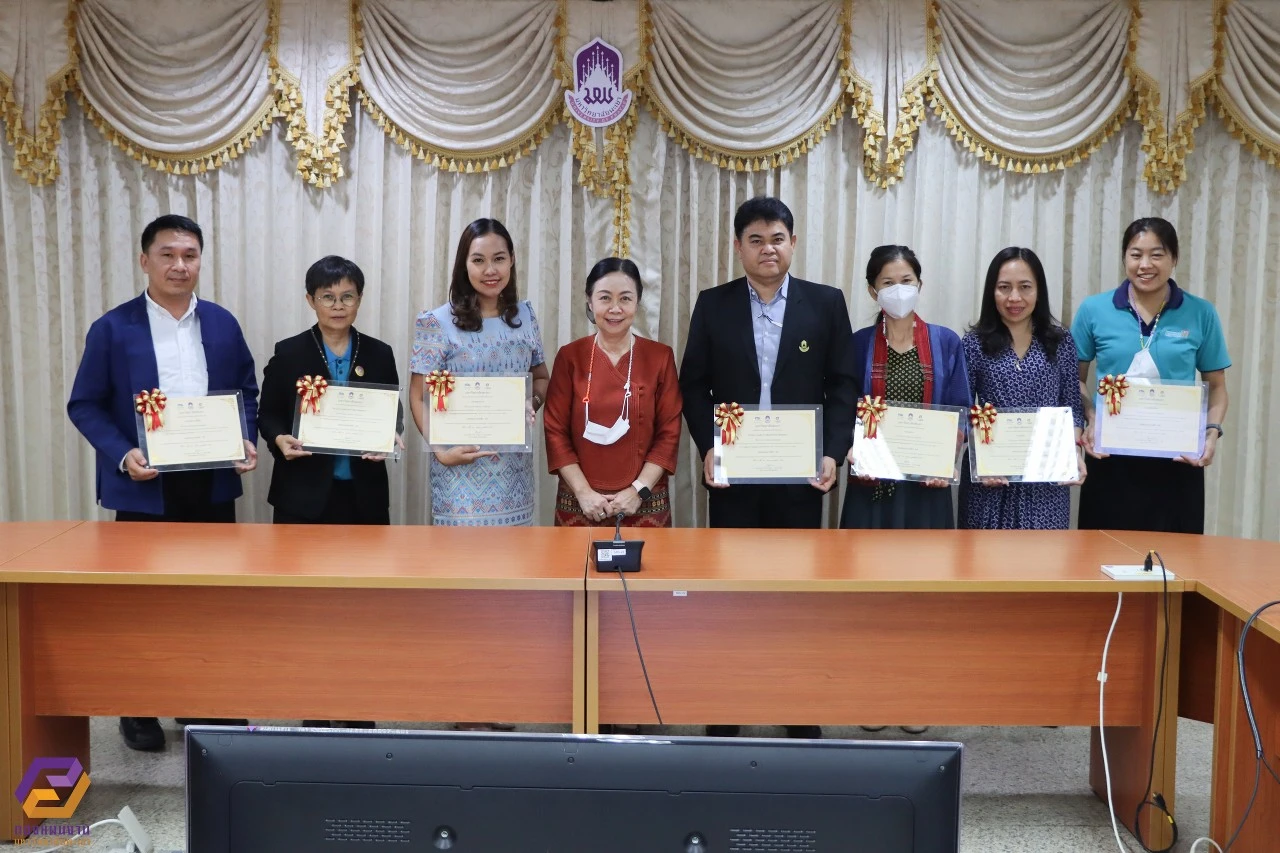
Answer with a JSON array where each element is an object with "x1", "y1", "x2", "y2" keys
[{"x1": 2, "y1": 0, "x2": 1279, "y2": 540}]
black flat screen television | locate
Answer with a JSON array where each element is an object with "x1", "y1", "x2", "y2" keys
[{"x1": 187, "y1": 727, "x2": 962, "y2": 852}]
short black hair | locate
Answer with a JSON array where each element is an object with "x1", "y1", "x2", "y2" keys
[
  {"x1": 733, "y1": 196, "x2": 794, "y2": 241},
  {"x1": 305, "y1": 255, "x2": 366, "y2": 296},
  {"x1": 585, "y1": 257, "x2": 643, "y2": 302},
  {"x1": 141, "y1": 215, "x2": 203, "y2": 253},
  {"x1": 1122, "y1": 217, "x2": 1179, "y2": 263}
]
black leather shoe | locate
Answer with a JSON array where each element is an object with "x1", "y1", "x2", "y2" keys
[
  {"x1": 706, "y1": 725, "x2": 740, "y2": 737},
  {"x1": 175, "y1": 718, "x2": 248, "y2": 726},
  {"x1": 120, "y1": 716, "x2": 164, "y2": 751},
  {"x1": 786, "y1": 725, "x2": 822, "y2": 739}
]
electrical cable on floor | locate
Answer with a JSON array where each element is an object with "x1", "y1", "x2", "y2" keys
[
  {"x1": 1222, "y1": 598, "x2": 1280, "y2": 851},
  {"x1": 1134, "y1": 551, "x2": 1178, "y2": 853},
  {"x1": 617, "y1": 566, "x2": 663, "y2": 726},
  {"x1": 1097, "y1": 590, "x2": 1130, "y2": 853},
  {"x1": 31, "y1": 818, "x2": 133, "y2": 853}
]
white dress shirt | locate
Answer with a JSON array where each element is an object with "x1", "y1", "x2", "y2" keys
[
  {"x1": 146, "y1": 291, "x2": 208, "y2": 397},
  {"x1": 124, "y1": 292, "x2": 209, "y2": 470}
]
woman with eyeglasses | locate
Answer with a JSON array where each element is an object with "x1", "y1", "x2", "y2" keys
[
  {"x1": 258, "y1": 255, "x2": 403, "y2": 526},
  {"x1": 543, "y1": 258, "x2": 682, "y2": 527}
]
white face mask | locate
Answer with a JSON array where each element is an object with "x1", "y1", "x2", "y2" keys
[
  {"x1": 877, "y1": 283, "x2": 920, "y2": 319},
  {"x1": 583, "y1": 408, "x2": 631, "y2": 445},
  {"x1": 582, "y1": 333, "x2": 634, "y2": 446}
]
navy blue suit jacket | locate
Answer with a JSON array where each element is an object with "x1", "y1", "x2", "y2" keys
[{"x1": 67, "y1": 294, "x2": 259, "y2": 514}]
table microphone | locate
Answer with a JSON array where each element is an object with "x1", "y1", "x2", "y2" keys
[{"x1": 592, "y1": 513, "x2": 644, "y2": 572}]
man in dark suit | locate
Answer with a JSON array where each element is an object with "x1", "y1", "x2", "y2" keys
[
  {"x1": 257, "y1": 255, "x2": 402, "y2": 526},
  {"x1": 679, "y1": 196, "x2": 858, "y2": 740},
  {"x1": 67, "y1": 213, "x2": 258, "y2": 751},
  {"x1": 680, "y1": 196, "x2": 858, "y2": 529}
]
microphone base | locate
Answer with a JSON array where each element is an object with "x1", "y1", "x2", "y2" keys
[{"x1": 592, "y1": 540, "x2": 644, "y2": 572}]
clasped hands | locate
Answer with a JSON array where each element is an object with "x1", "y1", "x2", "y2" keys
[{"x1": 576, "y1": 486, "x2": 641, "y2": 521}]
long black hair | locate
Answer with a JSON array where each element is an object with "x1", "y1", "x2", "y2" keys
[
  {"x1": 969, "y1": 247, "x2": 1064, "y2": 360},
  {"x1": 449, "y1": 218, "x2": 521, "y2": 332}
]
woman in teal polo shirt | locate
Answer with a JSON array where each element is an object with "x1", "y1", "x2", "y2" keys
[{"x1": 1072, "y1": 217, "x2": 1230, "y2": 533}]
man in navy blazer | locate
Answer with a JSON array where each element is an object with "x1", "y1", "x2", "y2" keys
[
  {"x1": 679, "y1": 197, "x2": 858, "y2": 741},
  {"x1": 679, "y1": 196, "x2": 858, "y2": 529},
  {"x1": 66, "y1": 214, "x2": 258, "y2": 750}
]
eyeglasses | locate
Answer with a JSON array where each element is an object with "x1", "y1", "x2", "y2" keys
[{"x1": 316, "y1": 292, "x2": 360, "y2": 308}]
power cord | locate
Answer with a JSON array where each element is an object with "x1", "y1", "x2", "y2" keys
[
  {"x1": 1133, "y1": 551, "x2": 1178, "y2": 853},
  {"x1": 1097, "y1": 591, "x2": 1130, "y2": 853},
  {"x1": 616, "y1": 565, "x2": 663, "y2": 726},
  {"x1": 1221, "y1": 598, "x2": 1280, "y2": 851},
  {"x1": 31, "y1": 816, "x2": 141, "y2": 853}
]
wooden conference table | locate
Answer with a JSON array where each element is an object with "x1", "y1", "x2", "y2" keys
[
  {"x1": 1, "y1": 522, "x2": 1277, "y2": 849},
  {"x1": 0, "y1": 521, "x2": 590, "y2": 835}
]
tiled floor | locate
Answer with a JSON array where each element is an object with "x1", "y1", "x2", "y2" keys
[{"x1": 38, "y1": 717, "x2": 1217, "y2": 852}]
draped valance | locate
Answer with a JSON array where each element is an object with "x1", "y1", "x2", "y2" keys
[{"x1": 3, "y1": 0, "x2": 1280, "y2": 194}]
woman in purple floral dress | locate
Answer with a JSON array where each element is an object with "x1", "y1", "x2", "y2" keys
[{"x1": 959, "y1": 247, "x2": 1086, "y2": 530}]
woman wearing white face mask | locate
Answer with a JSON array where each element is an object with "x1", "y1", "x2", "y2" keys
[
  {"x1": 544, "y1": 258, "x2": 683, "y2": 527},
  {"x1": 841, "y1": 245, "x2": 972, "y2": 529}
]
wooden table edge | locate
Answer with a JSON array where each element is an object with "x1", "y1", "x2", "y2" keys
[{"x1": 0, "y1": 572, "x2": 586, "y2": 591}]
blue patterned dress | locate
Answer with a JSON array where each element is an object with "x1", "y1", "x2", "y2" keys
[
  {"x1": 410, "y1": 301, "x2": 545, "y2": 526},
  {"x1": 958, "y1": 329, "x2": 1085, "y2": 530}
]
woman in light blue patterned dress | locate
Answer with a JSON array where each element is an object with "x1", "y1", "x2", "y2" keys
[{"x1": 409, "y1": 219, "x2": 549, "y2": 526}]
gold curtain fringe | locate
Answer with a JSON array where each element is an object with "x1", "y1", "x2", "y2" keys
[
  {"x1": 927, "y1": 82, "x2": 1131, "y2": 176},
  {"x1": 1213, "y1": 88, "x2": 1280, "y2": 167},
  {"x1": 1125, "y1": 0, "x2": 1216, "y2": 194},
  {"x1": 357, "y1": 89, "x2": 561, "y2": 174},
  {"x1": 607, "y1": 109, "x2": 637, "y2": 258},
  {"x1": 269, "y1": 66, "x2": 359, "y2": 188},
  {"x1": 266, "y1": 0, "x2": 360, "y2": 189},
  {"x1": 74, "y1": 85, "x2": 278, "y2": 177},
  {"x1": 643, "y1": 88, "x2": 846, "y2": 172},
  {"x1": 0, "y1": 2, "x2": 79, "y2": 186},
  {"x1": 0, "y1": 68, "x2": 74, "y2": 187}
]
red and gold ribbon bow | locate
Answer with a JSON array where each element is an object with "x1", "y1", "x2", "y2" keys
[
  {"x1": 969, "y1": 403, "x2": 997, "y2": 444},
  {"x1": 296, "y1": 375, "x2": 328, "y2": 415},
  {"x1": 1098, "y1": 374, "x2": 1129, "y2": 416},
  {"x1": 856, "y1": 395, "x2": 889, "y2": 439},
  {"x1": 426, "y1": 369, "x2": 456, "y2": 412},
  {"x1": 134, "y1": 388, "x2": 167, "y2": 432},
  {"x1": 714, "y1": 402, "x2": 745, "y2": 445}
]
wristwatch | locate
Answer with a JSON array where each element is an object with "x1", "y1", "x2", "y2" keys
[
  {"x1": 1206, "y1": 423, "x2": 1224, "y2": 438},
  {"x1": 631, "y1": 479, "x2": 651, "y2": 500}
]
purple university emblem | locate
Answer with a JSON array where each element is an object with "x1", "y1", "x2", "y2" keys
[{"x1": 565, "y1": 38, "x2": 633, "y2": 127}]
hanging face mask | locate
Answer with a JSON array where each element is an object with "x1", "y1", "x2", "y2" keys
[
  {"x1": 877, "y1": 283, "x2": 920, "y2": 320},
  {"x1": 582, "y1": 334, "x2": 634, "y2": 446},
  {"x1": 1125, "y1": 348, "x2": 1161, "y2": 380},
  {"x1": 582, "y1": 403, "x2": 631, "y2": 445}
]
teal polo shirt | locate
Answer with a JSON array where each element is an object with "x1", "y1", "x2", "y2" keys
[{"x1": 1072, "y1": 280, "x2": 1231, "y2": 381}]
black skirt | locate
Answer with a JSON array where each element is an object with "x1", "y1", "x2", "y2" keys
[
  {"x1": 840, "y1": 480, "x2": 955, "y2": 529},
  {"x1": 1077, "y1": 454, "x2": 1205, "y2": 534}
]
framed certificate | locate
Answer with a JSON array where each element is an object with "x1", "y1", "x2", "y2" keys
[
  {"x1": 1094, "y1": 379, "x2": 1207, "y2": 459},
  {"x1": 425, "y1": 374, "x2": 533, "y2": 453},
  {"x1": 137, "y1": 391, "x2": 248, "y2": 472},
  {"x1": 850, "y1": 401, "x2": 965, "y2": 483},
  {"x1": 712, "y1": 405, "x2": 822, "y2": 485},
  {"x1": 968, "y1": 406, "x2": 1079, "y2": 483},
  {"x1": 293, "y1": 381, "x2": 401, "y2": 457}
]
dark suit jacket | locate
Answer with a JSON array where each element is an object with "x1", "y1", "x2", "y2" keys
[
  {"x1": 258, "y1": 326, "x2": 401, "y2": 520},
  {"x1": 679, "y1": 276, "x2": 859, "y2": 464},
  {"x1": 66, "y1": 294, "x2": 258, "y2": 515}
]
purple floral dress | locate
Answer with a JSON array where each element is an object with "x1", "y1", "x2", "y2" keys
[{"x1": 958, "y1": 329, "x2": 1084, "y2": 530}]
